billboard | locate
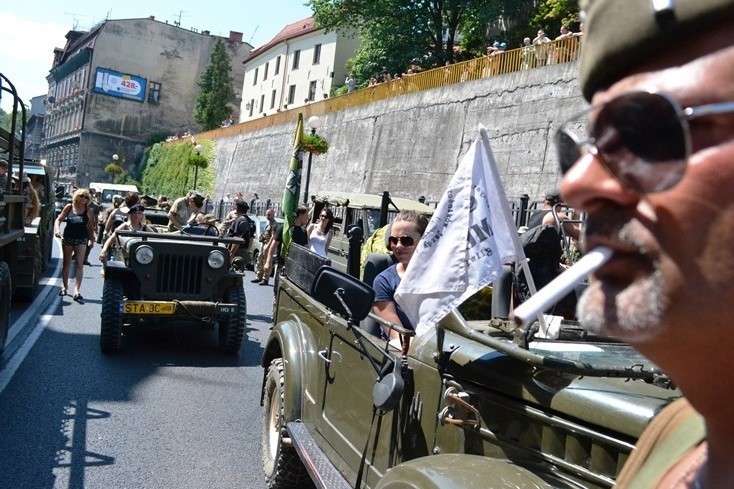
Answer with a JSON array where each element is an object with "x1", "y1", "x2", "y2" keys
[{"x1": 93, "y1": 68, "x2": 147, "y2": 103}]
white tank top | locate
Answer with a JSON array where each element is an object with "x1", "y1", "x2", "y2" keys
[{"x1": 309, "y1": 228, "x2": 331, "y2": 258}]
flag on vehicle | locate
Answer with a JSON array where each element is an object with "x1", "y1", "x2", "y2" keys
[
  {"x1": 281, "y1": 113, "x2": 304, "y2": 259},
  {"x1": 395, "y1": 126, "x2": 520, "y2": 336}
]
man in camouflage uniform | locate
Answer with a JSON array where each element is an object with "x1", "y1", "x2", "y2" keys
[{"x1": 251, "y1": 207, "x2": 276, "y2": 283}]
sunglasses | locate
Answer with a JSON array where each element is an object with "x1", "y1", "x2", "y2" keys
[
  {"x1": 388, "y1": 235, "x2": 415, "y2": 247},
  {"x1": 556, "y1": 91, "x2": 734, "y2": 193},
  {"x1": 319, "y1": 214, "x2": 328, "y2": 219}
]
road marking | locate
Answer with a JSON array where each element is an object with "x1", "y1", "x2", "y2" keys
[
  {"x1": 0, "y1": 313, "x2": 54, "y2": 394},
  {"x1": 1, "y1": 238, "x2": 63, "y2": 394}
]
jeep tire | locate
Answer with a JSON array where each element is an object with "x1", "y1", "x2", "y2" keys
[
  {"x1": 218, "y1": 283, "x2": 246, "y2": 354},
  {"x1": 262, "y1": 358, "x2": 311, "y2": 488},
  {"x1": 100, "y1": 277, "x2": 124, "y2": 354},
  {"x1": 0, "y1": 262, "x2": 11, "y2": 356}
]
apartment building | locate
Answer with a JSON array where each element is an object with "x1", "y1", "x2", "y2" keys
[
  {"x1": 240, "y1": 18, "x2": 359, "y2": 121},
  {"x1": 43, "y1": 17, "x2": 252, "y2": 186}
]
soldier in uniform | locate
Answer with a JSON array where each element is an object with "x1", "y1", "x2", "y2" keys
[
  {"x1": 251, "y1": 207, "x2": 276, "y2": 284},
  {"x1": 560, "y1": 1, "x2": 734, "y2": 486}
]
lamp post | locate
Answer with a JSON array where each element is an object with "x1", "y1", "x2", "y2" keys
[
  {"x1": 192, "y1": 144, "x2": 203, "y2": 190},
  {"x1": 303, "y1": 115, "x2": 321, "y2": 205}
]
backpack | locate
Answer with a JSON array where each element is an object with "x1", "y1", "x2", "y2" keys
[{"x1": 228, "y1": 215, "x2": 256, "y2": 242}]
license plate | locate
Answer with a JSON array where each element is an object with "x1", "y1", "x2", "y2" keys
[{"x1": 123, "y1": 301, "x2": 176, "y2": 315}]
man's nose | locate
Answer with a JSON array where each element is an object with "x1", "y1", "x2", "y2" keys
[{"x1": 560, "y1": 153, "x2": 640, "y2": 214}]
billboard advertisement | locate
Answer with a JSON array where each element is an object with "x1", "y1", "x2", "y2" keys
[{"x1": 93, "y1": 68, "x2": 147, "y2": 103}]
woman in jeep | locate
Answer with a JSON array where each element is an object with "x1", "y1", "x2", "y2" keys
[
  {"x1": 99, "y1": 203, "x2": 157, "y2": 264},
  {"x1": 372, "y1": 210, "x2": 429, "y2": 342}
]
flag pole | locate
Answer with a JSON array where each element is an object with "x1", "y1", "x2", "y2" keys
[{"x1": 478, "y1": 126, "x2": 548, "y2": 335}]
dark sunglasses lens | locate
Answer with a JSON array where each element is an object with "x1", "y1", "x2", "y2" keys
[
  {"x1": 556, "y1": 130, "x2": 582, "y2": 175},
  {"x1": 593, "y1": 92, "x2": 688, "y2": 192},
  {"x1": 388, "y1": 236, "x2": 414, "y2": 247}
]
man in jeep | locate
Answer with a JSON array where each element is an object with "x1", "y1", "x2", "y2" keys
[{"x1": 560, "y1": 0, "x2": 734, "y2": 486}]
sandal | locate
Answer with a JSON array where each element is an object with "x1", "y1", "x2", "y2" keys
[
  {"x1": 73, "y1": 293, "x2": 84, "y2": 303},
  {"x1": 59, "y1": 288, "x2": 66, "y2": 296}
]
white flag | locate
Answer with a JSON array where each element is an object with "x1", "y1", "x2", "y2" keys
[{"x1": 395, "y1": 129, "x2": 518, "y2": 336}]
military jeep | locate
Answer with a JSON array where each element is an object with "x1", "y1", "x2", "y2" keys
[
  {"x1": 100, "y1": 227, "x2": 247, "y2": 354},
  {"x1": 260, "y1": 246, "x2": 680, "y2": 488}
]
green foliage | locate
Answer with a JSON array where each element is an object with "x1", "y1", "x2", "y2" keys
[
  {"x1": 194, "y1": 39, "x2": 236, "y2": 131},
  {"x1": 302, "y1": 133, "x2": 329, "y2": 155},
  {"x1": 104, "y1": 162, "x2": 124, "y2": 177},
  {"x1": 140, "y1": 140, "x2": 215, "y2": 198},
  {"x1": 309, "y1": 0, "x2": 579, "y2": 77},
  {"x1": 144, "y1": 131, "x2": 170, "y2": 147},
  {"x1": 0, "y1": 106, "x2": 28, "y2": 137},
  {"x1": 310, "y1": 0, "x2": 497, "y2": 80},
  {"x1": 530, "y1": 0, "x2": 580, "y2": 31}
]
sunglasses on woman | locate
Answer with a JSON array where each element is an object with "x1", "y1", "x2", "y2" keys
[
  {"x1": 556, "y1": 90, "x2": 734, "y2": 193},
  {"x1": 388, "y1": 235, "x2": 415, "y2": 247}
]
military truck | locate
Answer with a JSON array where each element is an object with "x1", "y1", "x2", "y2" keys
[
  {"x1": 99, "y1": 225, "x2": 247, "y2": 354},
  {"x1": 260, "y1": 245, "x2": 679, "y2": 488},
  {"x1": 0, "y1": 72, "x2": 49, "y2": 353},
  {"x1": 310, "y1": 192, "x2": 434, "y2": 275},
  {"x1": 12, "y1": 161, "x2": 55, "y2": 300}
]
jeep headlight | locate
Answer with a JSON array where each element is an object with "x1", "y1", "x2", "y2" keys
[
  {"x1": 135, "y1": 245, "x2": 154, "y2": 265},
  {"x1": 208, "y1": 250, "x2": 226, "y2": 269}
]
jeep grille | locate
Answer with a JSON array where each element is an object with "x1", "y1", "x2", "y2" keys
[{"x1": 156, "y1": 253, "x2": 204, "y2": 295}]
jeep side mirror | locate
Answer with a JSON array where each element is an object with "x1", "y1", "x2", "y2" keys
[{"x1": 312, "y1": 266, "x2": 374, "y2": 321}]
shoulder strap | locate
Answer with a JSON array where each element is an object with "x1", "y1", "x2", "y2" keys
[{"x1": 615, "y1": 397, "x2": 705, "y2": 488}]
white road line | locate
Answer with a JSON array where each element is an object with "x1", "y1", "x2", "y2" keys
[{"x1": 1, "y1": 237, "x2": 64, "y2": 394}]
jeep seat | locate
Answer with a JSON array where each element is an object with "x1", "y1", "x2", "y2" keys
[{"x1": 360, "y1": 252, "x2": 397, "y2": 337}]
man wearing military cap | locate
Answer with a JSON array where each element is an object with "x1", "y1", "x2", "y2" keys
[{"x1": 559, "y1": 0, "x2": 734, "y2": 487}]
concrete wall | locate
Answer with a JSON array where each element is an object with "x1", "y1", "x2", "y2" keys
[{"x1": 214, "y1": 61, "x2": 588, "y2": 204}]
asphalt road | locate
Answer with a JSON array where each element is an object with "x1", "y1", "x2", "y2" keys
[{"x1": 0, "y1": 238, "x2": 276, "y2": 489}]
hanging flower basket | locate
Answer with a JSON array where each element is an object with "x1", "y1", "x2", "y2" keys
[{"x1": 302, "y1": 133, "x2": 330, "y2": 155}]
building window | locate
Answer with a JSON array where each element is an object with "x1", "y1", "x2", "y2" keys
[
  {"x1": 253, "y1": 68, "x2": 259, "y2": 85},
  {"x1": 249, "y1": 99, "x2": 255, "y2": 117},
  {"x1": 313, "y1": 44, "x2": 322, "y2": 64},
  {"x1": 270, "y1": 90, "x2": 277, "y2": 109},
  {"x1": 287, "y1": 85, "x2": 296, "y2": 105},
  {"x1": 308, "y1": 81, "x2": 317, "y2": 101},
  {"x1": 260, "y1": 94, "x2": 265, "y2": 113},
  {"x1": 292, "y1": 50, "x2": 301, "y2": 70},
  {"x1": 148, "y1": 82, "x2": 161, "y2": 104},
  {"x1": 275, "y1": 56, "x2": 281, "y2": 75},
  {"x1": 263, "y1": 62, "x2": 269, "y2": 80}
]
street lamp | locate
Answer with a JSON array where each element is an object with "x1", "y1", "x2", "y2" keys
[
  {"x1": 112, "y1": 154, "x2": 119, "y2": 162},
  {"x1": 192, "y1": 144, "x2": 203, "y2": 190},
  {"x1": 303, "y1": 115, "x2": 321, "y2": 204}
]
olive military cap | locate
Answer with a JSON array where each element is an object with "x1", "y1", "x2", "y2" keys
[{"x1": 579, "y1": 0, "x2": 734, "y2": 101}]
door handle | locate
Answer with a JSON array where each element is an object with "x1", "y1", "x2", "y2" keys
[{"x1": 318, "y1": 349, "x2": 342, "y2": 363}]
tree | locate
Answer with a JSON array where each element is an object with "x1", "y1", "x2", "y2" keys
[
  {"x1": 309, "y1": 0, "x2": 498, "y2": 78},
  {"x1": 194, "y1": 39, "x2": 235, "y2": 131}
]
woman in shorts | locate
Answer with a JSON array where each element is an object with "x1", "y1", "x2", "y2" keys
[{"x1": 54, "y1": 188, "x2": 95, "y2": 302}]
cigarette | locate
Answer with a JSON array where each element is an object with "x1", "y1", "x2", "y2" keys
[{"x1": 511, "y1": 246, "x2": 613, "y2": 327}]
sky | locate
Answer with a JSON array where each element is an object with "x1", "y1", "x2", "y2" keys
[{"x1": 0, "y1": 0, "x2": 314, "y2": 111}]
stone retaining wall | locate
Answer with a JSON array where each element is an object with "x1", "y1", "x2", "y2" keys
[{"x1": 213, "y1": 61, "x2": 586, "y2": 204}]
